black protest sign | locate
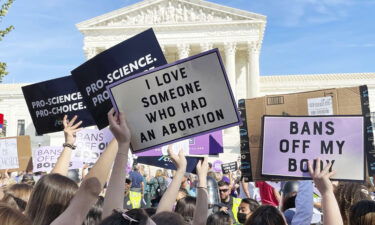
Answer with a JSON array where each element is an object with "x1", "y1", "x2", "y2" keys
[
  {"x1": 22, "y1": 76, "x2": 95, "y2": 134},
  {"x1": 71, "y1": 28, "x2": 167, "y2": 129},
  {"x1": 107, "y1": 49, "x2": 241, "y2": 153},
  {"x1": 221, "y1": 161, "x2": 238, "y2": 174},
  {"x1": 136, "y1": 155, "x2": 202, "y2": 173}
]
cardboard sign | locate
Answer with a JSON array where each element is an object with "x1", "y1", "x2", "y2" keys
[
  {"x1": 136, "y1": 155, "x2": 202, "y2": 173},
  {"x1": 135, "y1": 131, "x2": 223, "y2": 156},
  {"x1": 0, "y1": 138, "x2": 19, "y2": 169},
  {"x1": 107, "y1": 49, "x2": 240, "y2": 153},
  {"x1": 0, "y1": 136, "x2": 32, "y2": 172},
  {"x1": 261, "y1": 116, "x2": 365, "y2": 181},
  {"x1": 22, "y1": 76, "x2": 95, "y2": 134},
  {"x1": 221, "y1": 161, "x2": 238, "y2": 174},
  {"x1": 32, "y1": 146, "x2": 83, "y2": 172},
  {"x1": 73, "y1": 127, "x2": 114, "y2": 164},
  {"x1": 71, "y1": 28, "x2": 167, "y2": 129}
]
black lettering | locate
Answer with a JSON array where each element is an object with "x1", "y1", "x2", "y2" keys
[
  {"x1": 336, "y1": 141, "x2": 345, "y2": 154},
  {"x1": 321, "y1": 141, "x2": 333, "y2": 154},
  {"x1": 301, "y1": 122, "x2": 311, "y2": 135},
  {"x1": 280, "y1": 139, "x2": 289, "y2": 153},
  {"x1": 313, "y1": 122, "x2": 323, "y2": 135},
  {"x1": 325, "y1": 121, "x2": 334, "y2": 135},
  {"x1": 288, "y1": 158, "x2": 297, "y2": 171},
  {"x1": 146, "y1": 112, "x2": 157, "y2": 123},
  {"x1": 300, "y1": 159, "x2": 309, "y2": 172},
  {"x1": 290, "y1": 121, "x2": 298, "y2": 134}
]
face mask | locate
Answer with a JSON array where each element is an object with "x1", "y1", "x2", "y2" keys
[{"x1": 237, "y1": 212, "x2": 247, "y2": 224}]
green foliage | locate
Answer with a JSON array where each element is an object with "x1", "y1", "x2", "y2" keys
[{"x1": 0, "y1": 0, "x2": 15, "y2": 80}]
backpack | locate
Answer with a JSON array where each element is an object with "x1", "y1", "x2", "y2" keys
[{"x1": 156, "y1": 177, "x2": 167, "y2": 198}]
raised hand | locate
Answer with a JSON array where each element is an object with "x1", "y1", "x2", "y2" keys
[
  {"x1": 308, "y1": 158, "x2": 336, "y2": 195},
  {"x1": 108, "y1": 108, "x2": 131, "y2": 144},
  {"x1": 196, "y1": 157, "x2": 209, "y2": 178},
  {"x1": 63, "y1": 115, "x2": 82, "y2": 145},
  {"x1": 167, "y1": 145, "x2": 187, "y2": 171}
]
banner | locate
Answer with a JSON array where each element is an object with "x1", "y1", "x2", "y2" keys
[
  {"x1": 71, "y1": 28, "x2": 167, "y2": 129},
  {"x1": 261, "y1": 116, "x2": 365, "y2": 181},
  {"x1": 0, "y1": 138, "x2": 19, "y2": 169},
  {"x1": 108, "y1": 49, "x2": 240, "y2": 153},
  {"x1": 136, "y1": 131, "x2": 223, "y2": 156},
  {"x1": 22, "y1": 76, "x2": 95, "y2": 134},
  {"x1": 33, "y1": 146, "x2": 83, "y2": 172},
  {"x1": 221, "y1": 161, "x2": 238, "y2": 174},
  {"x1": 136, "y1": 155, "x2": 203, "y2": 173},
  {"x1": 73, "y1": 127, "x2": 114, "y2": 164}
]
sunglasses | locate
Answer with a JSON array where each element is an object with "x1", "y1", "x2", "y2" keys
[{"x1": 219, "y1": 189, "x2": 229, "y2": 193}]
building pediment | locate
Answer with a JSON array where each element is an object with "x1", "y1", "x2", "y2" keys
[{"x1": 77, "y1": 0, "x2": 266, "y2": 29}]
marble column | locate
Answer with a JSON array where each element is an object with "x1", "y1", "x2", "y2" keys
[
  {"x1": 247, "y1": 42, "x2": 260, "y2": 98},
  {"x1": 84, "y1": 47, "x2": 97, "y2": 60},
  {"x1": 177, "y1": 43, "x2": 190, "y2": 59},
  {"x1": 224, "y1": 42, "x2": 237, "y2": 100},
  {"x1": 200, "y1": 42, "x2": 213, "y2": 52}
]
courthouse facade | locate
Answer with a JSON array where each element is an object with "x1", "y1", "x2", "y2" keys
[{"x1": 1, "y1": 0, "x2": 375, "y2": 161}]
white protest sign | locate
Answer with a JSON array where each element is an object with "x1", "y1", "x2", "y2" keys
[
  {"x1": 0, "y1": 138, "x2": 19, "y2": 170},
  {"x1": 33, "y1": 146, "x2": 83, "y2": 172},
  {"x1": 107, "y1": 49, "x2": 240, "y2": 152},
  {"x1": 161, "y1": 140, "x2": 189, "y2": 155},
  {"x1": 73, "y1": 127, "x2": 114, "y2": 165}
]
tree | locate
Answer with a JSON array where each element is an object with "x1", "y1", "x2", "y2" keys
[{"x1": 0, "y1": 0, "x2": 15, "y2": 80}]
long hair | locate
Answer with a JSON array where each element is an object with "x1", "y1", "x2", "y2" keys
[
  {"x1": 0, "y1": 202, "x2": 32, "y2": 225},
  {"x1": 83, "y1": 196, "x2": 104, "y2": 225},
  {"x1": 175, "y1": 196, "x2": 196, "y2": 224},
  {"x1": 25, "y1": 173, "x2": 78, "y2": 225},
  {"x1": 1, "y1": 183, "x2": 33, "y2": 212},
  {"x1": 335, "y1": 182, "x2": 371, "y2": 225},
  {"x1": 245, "y1": 205, "x2": 286, "y2": 225},
  {"x1": 100, "y1": 209, "x2": 150, "y2": 225},
  {"x1": 349, "y1": 200, "x2": 375, "y2": 225},
  {"x1": 207, "y1": 211, "x2": 232, "y2": 225}
]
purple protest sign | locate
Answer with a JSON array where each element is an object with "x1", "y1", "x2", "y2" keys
[
  {"x1": 212, "y1": 160, "x2": 223, "y2": 172},
  {"x1": 135, "y1": 131, "x2": 223, "y2": 156},
  {"x1": 261, "y1": 116, "x2": 364, "y2": 181}
]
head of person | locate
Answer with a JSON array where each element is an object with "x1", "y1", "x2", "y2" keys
[
  {"x1": 0, "y1": 202, "x2": 32, "y2": 225},
  {"x1": 20, "y1": 174, "x2": 35, "y2": 186},
  {"x1": 207, "y1": 211, "x2": 233, "y2": 225},
  {"x1": 132, "y1": 164, "x2": 139, "y2": 172},
  {"x1": 237, "y1": 198, "x2": 260, "y2": 224},
  {"x1": 218, "y1": 180, "x2": 231, "y2": 202},
  {"x1": 1, "y1": 183, "x2": 33, "y2": 212},
  {"x1": 176, "y1": 188, "x2": 189, "y2": 201},
  {"x1": 125, "y1": 178, "x2": 132, "y2": 193},
  {"x1": 208, "y1": 162, "x2": 213, "y2": 170},
  {"x1": 281, "y1": 192, "x2": 297, "y2": 212},
  {"x1": 349, "y1": 200, "x2": 375, "y2": 225},
  {"x1": 151, "y1": 211, "x2": 185, "y2": 225},
  {"x1": 25, "y1": 173, "x2": 78, "y2": 225},
  {"x1": 100, "y1": 208, "x2": 151, "y2": 225},
  {"x1": 335, "y1": 182, "x2": 371, "y2": 225},
  {"x1": 174, "y1": 196, "x2": 196, "y2": 224},
  {"x1": 245, "y1": 205, "x2": 286, "y2": 225},
  {"x1": 155, "y1": 169, "x2": 163, "y2": 177},
  {"x1": 83, "y1": 196, "x2": 104, "y2": 225}
]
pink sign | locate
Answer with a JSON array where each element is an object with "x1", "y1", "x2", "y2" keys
[{"x1": 262, "y1": 116, "x2": 364, "y2": 181}]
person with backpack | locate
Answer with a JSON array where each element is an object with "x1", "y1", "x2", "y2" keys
[{"x1": 149, "y1": 169, "x2": 168, "y2": 207}]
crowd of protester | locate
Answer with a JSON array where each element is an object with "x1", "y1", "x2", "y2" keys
[{"x1": 0, "y1": 110, "x2": 374, "y2": 225}]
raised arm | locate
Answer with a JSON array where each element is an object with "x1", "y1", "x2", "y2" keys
[
  {"x1": 156, "y1": 146, "x2": 187, "y2": 213},
  {"x1": 102, "y1": 111, "x2": 131, "y2": 219},
  {"x1": 308, "y1": 158, "x2": 343, "y2": 225},
  {"x1": 51, "y1": 115, "x2": 82, "y2": 176},
  {"x1": 192, "y1": 157, "x2": 209, "y2": 225},
  {"x1": 51, "y1": 109, "x2": 121, "y2": 225}
]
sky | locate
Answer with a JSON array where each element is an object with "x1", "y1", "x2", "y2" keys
[{"x1": 0, "y1": 0, "x2": 374, "y2": 83}]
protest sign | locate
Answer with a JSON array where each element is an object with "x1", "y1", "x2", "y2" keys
[
  {"x1": 261, "y1": 116, "x2": 365, "y2": 181},
  {"x1": 107, "y1": 49, "x2": 240, "y2": 153},
  {"x1": 212, "y1": 160, "x2": 223, "y2": 173},
  {"x1": 135, "y1": 131, "x2": 223, "y2": 156},
  {"x1": 221, "y1": 161, "x2": 238, "y2": 174},
  {"x1": 71, "y1": 28, "x2": 167, "y2": 129},
  {"x1": 0, "y1": 136, "x2": 31, "y2": 172},
  {"x1": 0, "y1": 138, "x2": 19, "y2": 170},
  {"x1": 33, "y1": 146, "x2": 83, "y2": 172},
  {"x1": 22, "y1": 76, "x2": 95, "y2": 135},
  {"x1": 73, "y1": 127, "x2": 114, "y2": 164},
  {"x1": 136, "y1": 155, "x2": 202, "y2": 173}
]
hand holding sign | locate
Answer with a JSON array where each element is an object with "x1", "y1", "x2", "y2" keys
[
  {"x1": 63, "y1": 115, "x2": 82, "y2": 145},
  {"x1": 308, "y1": 158, "x2": 336, "y2": 196},
  {"x1": 168, "y1": 145, "x2": 187, "y2": 171},
  {"x1": 197, "y1": 157, "x2": 209, "y2": 179},
  {"x1": 108, "y1": 108, "x2": 131, "y2": 144}
]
